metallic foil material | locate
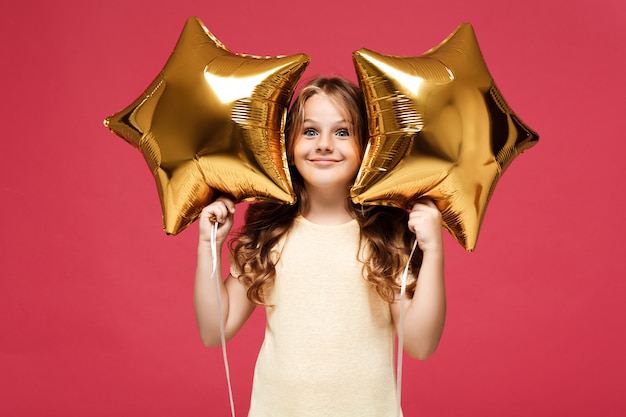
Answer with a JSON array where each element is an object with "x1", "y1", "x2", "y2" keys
[
  {"x1": 351, "y1": 23, "x2": 538, "y2": 251},
  {"x1": 105, "y1": 17, "x2": 309, "y2": 235}
]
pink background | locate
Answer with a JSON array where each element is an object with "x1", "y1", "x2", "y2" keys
[{"x1": 2, "y1": 0, "x2": 625, "y2": 415}]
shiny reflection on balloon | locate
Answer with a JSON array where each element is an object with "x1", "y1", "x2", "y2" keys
[
  {"x1": 351, "y1": 23, "x2": 538, "y2": 251},
  {"x1": 105, "y1": 17, "x2": 309, "y2": 235}
]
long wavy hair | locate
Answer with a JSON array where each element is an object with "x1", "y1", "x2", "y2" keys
[{"x1": 230, "y1": 77, "x2": 422, "y2": 305}]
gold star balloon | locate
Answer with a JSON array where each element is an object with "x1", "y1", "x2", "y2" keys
[
  {"x1": 104, "y1": 17, "x2": 309, "y2": 235},
  {"x1": 351, "y1": 23, "x2": 538, "y2": 251}
]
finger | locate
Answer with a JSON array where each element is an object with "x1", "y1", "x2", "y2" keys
[
  {"x1": 217, "y1": 197, "x2": 236, "y2": 214},
  {"x1": 215, "y1": 203, "x2": 232, "y2": 223},
  {"x1": 202, "y1": 203, "x2": 227, "y2": 224},
  {"x1": 202, "y1": 208, "x2": 220, "y2": 224}
]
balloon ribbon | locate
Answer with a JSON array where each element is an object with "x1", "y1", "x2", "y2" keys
[
  {"x1": 396, "y1": 239, "x2": 419, "y2": 417},
  {"x1": 211, "y1": 222, "x2": 236, "y2": 417}
]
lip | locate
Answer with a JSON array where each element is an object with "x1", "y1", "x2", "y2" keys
[{"x1": 308, "y1": 158, "x2": 342, "y2": 166}]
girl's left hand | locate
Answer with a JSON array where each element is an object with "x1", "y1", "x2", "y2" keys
[{"x1": 408, "y1": 199, "x2": 443, "y2": 253}]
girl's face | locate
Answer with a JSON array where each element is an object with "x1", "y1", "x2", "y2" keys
[{"x1": 292, "y1": 93, "x2": 361, "y2": 192}]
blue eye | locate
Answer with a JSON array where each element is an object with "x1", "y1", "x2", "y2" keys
[
  {"x1": 336, "y1": 129, "x2": 350, "y2": 137},
  {"x1": 303, "y1": 128, "x2": 317, "y2": 137}
]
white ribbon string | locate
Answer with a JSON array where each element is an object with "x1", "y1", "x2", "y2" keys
[
  {"x1": 211, "y1": 221, "x2": 236, "y2": 417},
  {"x1": 396, "y1": 238, "x2": 419, "y2": 417}
]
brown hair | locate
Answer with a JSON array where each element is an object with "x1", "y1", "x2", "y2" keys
[{"x1": 230, "y1": 77, "x2": 421, "y2": 305}]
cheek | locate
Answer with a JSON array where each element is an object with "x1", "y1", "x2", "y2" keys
[
  {"x1": 348, "y1": 141, "x2": 362, "y2": 164},
  {"x1": 344, "y1": 142, "x2": 362, "y2": 177},
  {"x1": 291, "y1": 139, "x2": 307, "y2": 169},
  {"x1": 292, "y1": 138, "x2": 304, "y2": 158}
]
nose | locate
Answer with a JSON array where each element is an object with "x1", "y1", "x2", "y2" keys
[{"x1": 316, "y1": 132, "x2": 333, "y2": 152}]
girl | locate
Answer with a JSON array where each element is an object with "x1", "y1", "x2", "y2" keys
[{"x1": 194, "y1": 77, "x2": 446, "y2": 416}]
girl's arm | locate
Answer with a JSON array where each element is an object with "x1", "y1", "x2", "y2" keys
[
  {"x1": 194, "y1": 197, "x2": 256, "y2": 348},
  {"x1": 390, "y1": 199, "x2": 446, "y2": 360}
]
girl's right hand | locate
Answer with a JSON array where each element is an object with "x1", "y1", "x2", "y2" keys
[{"x1": 198, "y1": 197, "x2": 236, "y2": 245}]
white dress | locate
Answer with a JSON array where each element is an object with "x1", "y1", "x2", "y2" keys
[{"x1": 242, "y1": 216, "x2": 400, "y2": 417}]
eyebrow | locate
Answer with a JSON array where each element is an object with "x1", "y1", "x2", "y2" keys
[{"x1": 303, "y1": 119, "x2": 349, "y2": 124}]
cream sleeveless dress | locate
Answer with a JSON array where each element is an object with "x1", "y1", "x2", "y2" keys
[{"x1": 239, "y1": 216, "x2": 400, "y2": 417}]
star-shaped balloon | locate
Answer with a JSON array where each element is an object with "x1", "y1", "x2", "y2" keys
[
  {"x1": 351, "y1": 23, "x2": 538, "y2": 251},
  {"x1": 104, "y1": 17, "x2": 309, "y2": 235}
]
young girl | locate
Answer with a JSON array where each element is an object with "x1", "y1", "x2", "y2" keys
[{"x1": 194, "y1": 77, "x2": 446, "y2": 416}]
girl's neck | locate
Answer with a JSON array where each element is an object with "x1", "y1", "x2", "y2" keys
[{"x1": 301, "y1": 186, "x2": 353, "y2": 225}]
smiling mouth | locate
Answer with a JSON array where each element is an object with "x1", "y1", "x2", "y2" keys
[
  {"x1": 308, "y1": 159, "x2": 342, "y2": 167},
  {"x1": 309, "y1": 158, "x2": 341, "y2": 163}
]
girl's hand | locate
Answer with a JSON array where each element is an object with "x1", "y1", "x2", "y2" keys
[
  {"x1": 408, "y1": 199, "x2": 443, "y2": 253},
  {"x1": 198, "y1": 197, "x2": 236, "y2": 246}
]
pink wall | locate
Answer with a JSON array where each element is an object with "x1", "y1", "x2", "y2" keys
[{"x1": 1, "y1": 0, "x2": 625, "y2": 415}]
